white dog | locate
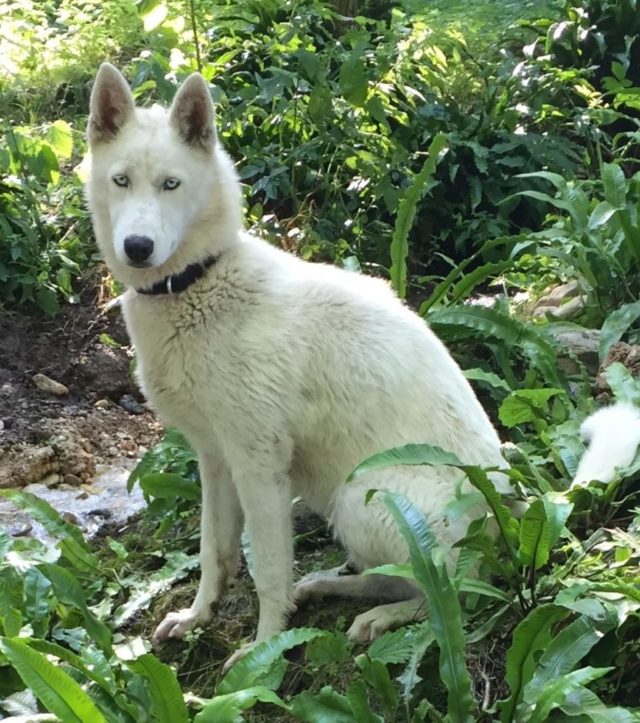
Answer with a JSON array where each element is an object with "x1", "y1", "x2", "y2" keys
[
  {"x1": 86, "y1": 65, "x2": 638, "y2": 657},
  {"x1": 572, "y1": 402, "x2": 640, "y2": 487}
]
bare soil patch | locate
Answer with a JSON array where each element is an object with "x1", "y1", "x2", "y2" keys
[{"x1": 0, "y1": 301, "x2": 161, "y2": 490}]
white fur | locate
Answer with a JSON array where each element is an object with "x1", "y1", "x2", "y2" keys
[
  {"x1": 87, "y1": 65, "x2": 512, "y2": 650},
  {"x1": 572, "y1": 402, "x2": 640, "y2": 487}
]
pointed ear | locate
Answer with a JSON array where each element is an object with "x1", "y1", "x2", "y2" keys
[
  {"x1": 88, "y1": 64, "x2": 135, "y2": 145},
  {"x1": 169, "y1": 74, "x2": 216, "y2": 149}
]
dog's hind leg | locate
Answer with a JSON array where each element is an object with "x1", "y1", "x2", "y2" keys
[
  {"x1": 293, "y1": 571, "x2": 425, "y2": 642},
  {"x1": 294, "y1": 570, "x2": 417, "y2": 606},
  {"x1": 152, "y1": 450, "x2": 242, "y2": 644}
]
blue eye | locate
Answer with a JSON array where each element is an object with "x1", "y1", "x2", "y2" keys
[
  {"x1": 113, "y1": 174, "x2": 129, "y2": 188},
  {"x1": 163, "y1": 177, "x2": 181, "y2": 191}
]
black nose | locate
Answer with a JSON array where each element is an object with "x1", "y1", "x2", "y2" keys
[{"x1": 124, "y1": 235, "x2": 154, "y2": 264}]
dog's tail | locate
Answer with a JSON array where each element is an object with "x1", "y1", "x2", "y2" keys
[{"x1": 572, "y1": 402, "x2": 640, "y2": 487}]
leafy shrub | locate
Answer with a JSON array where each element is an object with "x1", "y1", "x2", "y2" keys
[
  {"x1": 506, "y1": 163, "x2": 640, "y2": 325},
  {"x1": 0, "y1": 121, "x2": 92, "y2": 314}
]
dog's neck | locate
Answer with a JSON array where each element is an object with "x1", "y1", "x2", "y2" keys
[{"x1": 136, "y1": 255, "x2": 219, "y2": 296}]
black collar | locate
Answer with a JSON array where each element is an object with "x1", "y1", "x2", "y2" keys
[{"x1": 136, "y1": 256, "x2": 218, "y2": 296}]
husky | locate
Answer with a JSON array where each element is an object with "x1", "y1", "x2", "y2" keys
[{"x1": 86, "y1": 64, "x2": 638, "y2": 661}]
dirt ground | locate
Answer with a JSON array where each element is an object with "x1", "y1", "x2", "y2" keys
[{"x1": 0, "y1": 300, "x2": 161, "y2": 490}]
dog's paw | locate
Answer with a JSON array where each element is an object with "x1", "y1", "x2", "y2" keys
[
  {"x1": 292, "y1": 578, "x2": 323, "y2": 608},
  {"x1": 347, "y1": 608, "x2": 392, "y2": 643},
  {"x1": 347, "y1": 600, "x2": 425, "y2": 643},
  {"x1": 222, "y1": 641, "x2": 257, "y2": 673},
  {"x1": 151, "y1": 607, "x2": 210, "y2": 645}
]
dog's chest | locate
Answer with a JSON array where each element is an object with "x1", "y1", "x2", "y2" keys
[{"x1": 124, "y1": 301, "x2": 232, "y2": 430}]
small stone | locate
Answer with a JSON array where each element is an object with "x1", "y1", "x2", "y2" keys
[
  {"x1": 40, "y1": 472, "x2": 60, "y2": 487},
  {"x1": 0, "y1": 383, "x2": 14, "y2": 397},
  {"x1": 63, "y1": 473, "x2": 82, "y2": 487},
  {"x1": 62, "y1": 511, "x2": 80, "y2": 525},
  {"x1": 0, "y1": 420, "x2": 4, "y2": 431},
  {"x1": 33, "y1": 374, "x2": 69, "y2": 396},
  {"x1": 12, "y1": 522, "x2": 32, "y2": 537},
  {"x1": 108, "y1": 446, "x2": 119, "y2": 457},
  {"x1": 94, "y1": 398, "x2": 110, "y2": 409},
  {"x1": 119, "y1": 394, "x2": 145, "y2": 415}
]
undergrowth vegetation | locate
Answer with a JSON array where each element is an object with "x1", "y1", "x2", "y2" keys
[{"x1": 2, "y1": 0, "x2": 640, "y2": 720}]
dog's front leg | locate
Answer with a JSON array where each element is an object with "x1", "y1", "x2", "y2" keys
[
  {"x1": 230, "y1": 442, "x2": 294, "y2": 653},
  {"x1": 152, "y1": 451, "x2": 242, "y2": 644}
]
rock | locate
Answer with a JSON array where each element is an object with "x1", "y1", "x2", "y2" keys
[
  {"x1": 546, "y1": 327, "x2": 600, "y2": 376},
  {"x1": 94, "y1": 398, "x2": 110, "y2": 409},
  {"x1": 532, "y1": 281, "x2": 585, "y2": 320},
  {"x1": 75, "y1": 344, "x2": 136, "y2": 399},
  {"x1": 63, "y1": 473, "x2": 82, "y2": 487},
  {"x1": 33, "y1": 373, "x2": 69, "y2": 396},
  {"x1": 0, "y1": 445, "x2": 57, "y2": 489},
  {"x1": 119, "y1": 394, "x2": 146, "y2": 415},
  {"x1": 12, "y1": 522, "x2": 32, "y2": 537},
  {"x1": 0, "y1": 383, "x2": 14, "y2": 397},
  {"x1": 0, "y1": 420, "x2": 4, "y2": 431},
  {"x1": 40, "y1": 472, "x2": 60, "y2": 487},
  {"x1": 108, "y1": 446, "x2": 119, "y2": 457}
]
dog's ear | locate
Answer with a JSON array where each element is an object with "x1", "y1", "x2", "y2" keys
[
  {"x1": 88, "y1": 64, "x2": 135, "y2": 145},
  {"x1": 169, "y1": 73, "x2": 216, "y2": 150}
]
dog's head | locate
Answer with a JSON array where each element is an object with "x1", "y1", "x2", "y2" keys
[{"x1": 87, "y1": 64, "x2": 238, "y2": 285}]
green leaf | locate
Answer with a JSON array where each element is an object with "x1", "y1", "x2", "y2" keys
[
  {"x1": 398, "y1": 623, "x2": 436, "y2": 705},
  {"x1": 516, "y1": 170, "x2": 567, "y2": 189},
  {"x1": 355, "y1": 654, "x2": 398, "y2": 714},
  {"x1": 427, "y1": 306, "x2": 566, "y2": 389},
  {"x1": 39, "y1": 563, "x2": 112, "y2": 655},
  {"x1": 194, "y1": 686, "x2": 289, "y2": 722},
  {"x1": 458, "y1": 578, "x2": 512, "y2": 603},
  {"x1": 139, "y1": 473, "x2": 200, "y2": 500},
  {"x1": 588, "y1": 201, "x2": 618, "y2": 229},
  {"x1": 518, "y1": 499, "x2": 549, "y2": 570},
  {"x1": 339, "y1": 51, "x2": 368, "y2": 107},
  {"x1": 497, "y1": 604, "x2": 567, "y2": 722},
  {"x1": 463, "y1": 368, "x2": 511, "y2": 392},
  {"x1": 464, "y1": 466, "x2": 519, "y2": 565},
  {"x1": 379, "y1": 492, "x2": 475, "y2": 722},
  {"x1": 35, "y1": 286, "x2": 60, "y2": 316},
  {"x1": 363, "y1": 563, "x2": 415, "y2": 579},
  {"x1": 45, "y1": 120, "x2": 73, "y2": 160},
  {"x1": 602, "y1": 162, "x2": 627, "y2": 209},
  {"x1": 599, "y1": 301, "x2": 640, "y2": 361},
  {"x1": 126, "y1": 654, "x2": 189, "y2": 723},
  {"x1": 368, "y1": 625, "x2": 425, "y2": 665},
  {"x1": 348, "y1": 443, "x2": 463, "y2": 481},
  {"x1": 218, "y1": 628, "x2": 326, "y2": 695},
  {"x1": 28, "y1": 639, "x2": 117, "y2": 696},
  {"x1": 290, "y1": 686, "x2": 356, "y2": 723},
  {"x1": 524, "y1": 616, "x2": 610, "y2": 704},
  {"x1": 604, "y1": 362, "x2": 640, "y2": 405},
  {"x1": 306, "y1": 631, "x2": 351, "y2": 667},
  {"x1": 541, "y1": 492, "x2": 572, "y2": 551},
  {"x1": 498, "y1": 389, "x2": 564, "y2": 428},
  {"x1": 525, "y1": 666, "x2": 614, "y2": 723},
  {"x1": 0, "y1": 637, "x2": 107, "y2": 723},
  {"x1": 346, "y1": 680, "x2": 383, "y2": 723},
  {"x1": 557, "y1": 683, "x2": 638, "y2": 722},
  {"x1": 390, "y1": 133, "x2": 448, "y2": 298}
]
